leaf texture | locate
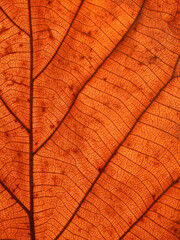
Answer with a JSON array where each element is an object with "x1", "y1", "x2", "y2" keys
[{"x1": 0, "y1": 0, "x2": 180, "y2": 239}]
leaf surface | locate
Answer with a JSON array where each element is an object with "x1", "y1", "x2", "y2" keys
[{"x1": 0, "y1": 0, "x2": 179, "y2": 239}]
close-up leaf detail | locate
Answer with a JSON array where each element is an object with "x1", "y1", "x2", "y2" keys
[{"x1": 0, "y1": 0, "x2": 179, "y2": 239}]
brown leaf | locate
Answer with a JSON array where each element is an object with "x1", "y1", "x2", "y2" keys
[{"x1": 0, "y1": 0, "x2": 179, "y2": 239}]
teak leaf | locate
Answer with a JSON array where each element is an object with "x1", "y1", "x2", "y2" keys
[{"x1": 0, "y1": 0, "x2": 179, "y2": 239}]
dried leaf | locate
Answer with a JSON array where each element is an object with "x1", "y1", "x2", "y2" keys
[{"x1": 0, "y1": 0, "x2": 179, "y2": 239}]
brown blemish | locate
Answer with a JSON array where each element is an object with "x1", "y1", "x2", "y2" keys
[
  {"x1": 5, "y1": 46, "x2": 13, "y2": 56},
  {"x1": 0, "y1": 27, "x2": 8, "y2": 35},
  {"x1": 138, "y1": 61, "x2": 144, "y2": 66},
  {"x1": 47, "y1": 27, "x2": 54, "y2": 39},
  {"x1": 80, "y1": 55, "x2": 85, "y2": 60},
  {"x1": 98, "y1": 168, "x2": 101, "y2": 172},
  {"x1": 154, "y1": 152, "x2": 160, "y2": 159},
  {"x1": 68, "y1": 84, "x2": 74, "y2": 91},
  {"x1": 73, "y1": 66, "x2": 79, "y2": 72},
  {"x1": 72, "y1": 148, "x2": 78, "y2": 154},
  {"x1": 50, "y1": 124, "x2": 55, "y2": 129},
  {"x1": 42, "y1": 106, "x2": 46, "y2": 112},
  {"x1": 47, "y1": 0, "x2": 54, "y2": 5},
  {"x1": 170, "y1": 226, "x2": 180, "y2": 235},
  {"x1": 19, "y1": 43, "x2": 23, "y2": 47},
  {"x1": 17, "y1": 152, "x2": 21, "y2": 157},
  {"x1": 126, "y1": 141, "x2": 131, "y2": 147},
  {"x1": 5, "y1": 131, "x2": 9, "y2": 137},
  {"x1": 52, "y1": 175, "x2": 57, "y2": 186},
  {"x1": 153, "y1": 208, "x2": 157, "y2": 213},
  {"x1": 153, "y1": 160, "x2": 159, "y2": 167},
  {"x1": 61, "y1": 170, "x2": 65, "y2": 175},
  {"x1": 87, "y1": 31, "x2": 91, "y2": 36},
  {"x1": 129, "y1": 219, "x2": 133, "y2": 225},
  {"x1": 105, "y1": 206, "x2": 115, "y2": 217},
  {"x1": 15, "y1": 97, "x2": 20, "y2": 102},
  {"x1": 84, "y1": 30, "x2": 92, "y2": 36},
  {"x1": 148, "y1": 55, "x2": 157, "y2": 64},
  {"x1": 152, "y1": 193, "x2": 156, "y2": 200}
]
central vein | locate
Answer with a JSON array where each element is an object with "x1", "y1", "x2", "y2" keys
[{"x1": 28, "y1": 0, "x2": 35, "y2": 239}]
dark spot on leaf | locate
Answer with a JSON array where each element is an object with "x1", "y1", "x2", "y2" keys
[
  {"x1": 154, "y1": 152, "x2": 160, "y2": 159},
  {"x1": 0, "y1": 27, "x2": 8, "y2": 35},
  {"x1": 152, "y1": 194, "x2": 156, "y2": 200},
  {"x1": 15, "y1": 97, "x2": 20, "y2": 102},
  {"x1": 47, "y1": 27, "x2": 54, "y2": 39},
  {"x1": 169, "y1": 226, "x2": 180, "y2": 236},
  {"x1": 69, "y1": 84, "x2": 73, "y2": 90},
  {"x1": 19, "y1": 43, "x2": 23, "y2": 47},
  {"x1": 50, "y1": 124, "x2": 55, "y2": 129},
  {"x1": 47, "y1": 0, "x2": 54, "y2": 5},
  {"x1": 138, "y1": 62, "x2": 144, "y2": 66},
  {"x1": 5, "y1": 132, "x2": 9, "y2": 137},
  {"x1": 52, "y1": 176, "x2": 57, "y2": 186},
  {"x1": 5, "y1": 46, "x2": 13, "y2": 56},
  {"x1": 98, "y1": 168, "x2": 101, "y2": 172},
  {"x1": 34, "y1": 193, "x2": 38, "y2": 198},
  {"x1": 153, "y1": 160, "x2": 159, "y2": 167},
  {"x1": 80, "y1": 55, "x2": 85, "y2": 59},
  {"x1": 153, "y1": 208, "x2": 157, "y2": 213},
  {"x1": 42, "y1": 107, "x2": 46, "y2": 112},
  {"x1": 72, "y1": 149, "x2": 78, "y2": 153},
  {"x1": 87, "y1": 31, "x2": 91, "y2": 36},
  {"x1": 129, "y1": 219, "x2": 133, "y2": 225},
  {"x1": 126, "y1": 141, "x2": 131, "y2": 147},
  {"x1": 148, "y1": 55, "x2": 157, "y2": 64},
  {"x1": 17, "y1": 152, "x2": 21, "y2": 156}
]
